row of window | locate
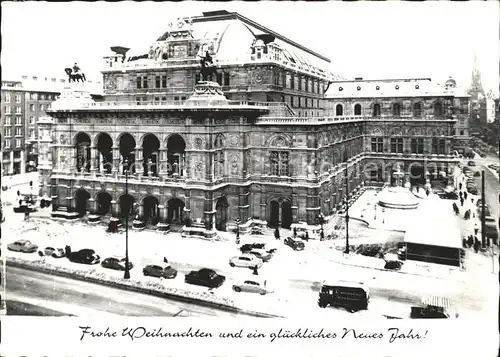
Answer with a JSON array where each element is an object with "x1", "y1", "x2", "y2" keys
[
  {"x1": 335, "y1": 102, "x2": 451, "y2": 117},
  {"x1": 272, "y1": 72, "x2": 325, "y2": 95},
  {"x1": 370, "y1": 137, "x2": 446, "y2": 154},
  {"x1": 4, "y1": 93, "x2": 57, "y2": 102},
  {"x1": 3, "y1": 139, "x2": 22, "y2": 149},
  {"x1": 4, "y1": 104, "x2": 46, "y2": 114},
  {"x1": 2, "y1": 116, "x2": 27, "y2": 125},
  {"x1": 135, "y1": 96, "x2": 188, "y2": 104},
  {"x1": 4, "y1": 127, "x2": 24, "y2": 137}
]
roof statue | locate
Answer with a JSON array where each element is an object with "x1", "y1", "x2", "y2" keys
[
  {"x1": 199, "y1": 50, "x2": 217, "y2": 82},
  {"x1": 64, "y1": 63, "x2": 86, "y2": 83}
]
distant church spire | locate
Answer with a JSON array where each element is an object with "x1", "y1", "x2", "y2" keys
[{"x1": 470, "y1": 51, "x2": 484, "y2": 96}]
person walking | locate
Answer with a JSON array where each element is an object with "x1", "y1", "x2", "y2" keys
[
  {"x1": 459, "y1": 182, "x2": 462, "y2": 191},
  {"x1": 293, "y1": 227, "x2": 297, "y2": 238},
  {"x1": 464, "y1": 191, "x2": 468, "y2": 200},
  {"x1": 305, "y1": 231, "x2": 310, "y2": 242},
  {"x1": 252, "y1": 265, "x2": 259, "y2": 275},
  {"x1": 460, "y1": 197, "x2": 464, "y2": 207},
  {"x1": 274, "y1": 227, "x2": 280, "y2": 240},
  {"x1": 474, "y1": 222, "x2": 479, "y2": 235}
]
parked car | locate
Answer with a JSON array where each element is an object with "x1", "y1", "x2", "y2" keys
[
  {"x1": 68, "y1": 249, "x2": 100, "y2": 265},
  {"x1": 232, "y1": 278, "x2": 274, "y2": 295},
  {"x1": 7, "y1": 240, "x2": 38, "y2": 253},
  {"x1": 248, "y1": 249, "x2": 273, "y2": 262},
  {"x1": 467, "y1": 161, "x2": 476, "y2": 166},
  {"x1": 142, "y1": 264, "x2": 177, "y2": 279},
  {"x1": 437, "y1": 191, "x2": 458, "y2": 200},
  {"x1": 102, "y1": 257, "x2": 134, "y2": 271},
  {"x1": 184, "y1": 268, "x2": 225, "y2": 288},
  {"x1": 229, "y1": 254, "x2": 263, "y2": 269},
  {"x1": 384, "y1": 260, "x2": 403, "y2": 271},
  {"x1": 284, "y1": 237, "x2": 305, "y2": 251},
  {"x1": 240, "y1": 243, "x2": 277, "y2": 254},
  {"x1": 39, "y1": 246, "x2": 65, "y2": 258}
]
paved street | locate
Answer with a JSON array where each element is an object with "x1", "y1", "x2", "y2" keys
[{"x1": 6, "y1": 266, "x2": 238, "y2": 317}]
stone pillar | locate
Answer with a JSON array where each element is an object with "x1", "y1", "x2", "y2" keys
[
  {"x1": 20, "y1": 150, "x2": 25, "y2": 174},
  {"x1": 158, "y1": 149, "x2": 168, "y2": 178},
  {"x1": 135, "y1": 147, "x2": 143, "y2": 178},
  {"x1": 71, "y1": 146, "x2": 78, "y2": 173},
  {"x1": 158, "y1": 204, "x2": 167, "y2": 223},
  {"x1": 90, "y1": 146, "x2": 98, "y2": 175},
  {"x1": 51, "y1": 195, "x2": 58, "y2": 211},
  {"x1": 9, "y1": 151, "x2": 14, "y2": 174},
  {"x1": 88, "y1": 198, "x2": 96, "y2": 214},
  {"x1": 138, "y1": 204, "x2": 144, "y2": 220},
  {"x1": 110, "y1": 200, "x2": 118, "y2": 217},
  {"x1": 112, "y1": 146, "x2": 119, "y2": 175}
]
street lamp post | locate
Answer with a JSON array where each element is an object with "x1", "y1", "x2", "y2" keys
[
  {"x1": 235, "y1": 217, "x2": 241, "y2": 244},
  {"x1": 344, "y1": 142, "x2": 350, "y2": 254},
  {"x1": 124, "y1": 158, "x2": 131, "y2": 280}
]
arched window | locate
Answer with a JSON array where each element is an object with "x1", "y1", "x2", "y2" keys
[
  {"x1": 413, "y1": 102, "x2": 422, "y2": 117},
  {"x1": 335, "y1": 104, "x2": 343, "y2": 116},
  {"x1": 392, "y1": 103, "x2": 401, "y2": 117},
  {"x1": 373, "y1": 103, "x2": 381, "y2": 117},
  {"x1": 354, "y1": 104, "x2": 362, "y2": 116},
  {"x1": 434, "y1": 102, "x2": 443, "y2": 117}
]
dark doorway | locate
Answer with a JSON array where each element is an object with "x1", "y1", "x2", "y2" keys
[
  {"x1": 75, "y1": 132, "x2": 91, "y2": 172},
  {"x1": 215, "y1": 196, "x2": 228, "y2": 231},
  {"x1": 167, "y1": 198, "x2": 184, "y2": 225},
  {"x1": 143, "y1": 196, "x2": 160, "y2": 225},
  {"x1": 119, "y1": 133, "x2": 136, "y2": 174},
  {"x1": 97, "y1": 133, "x2": 113, "y2": 174},
  {"x1": 281, "y1": 201, "x2": 293, "y2": 229},
  {"x1": 142, "y1": 134, "x2": 160, "y2": 176},
  {"x1": 75, "y1": 189, "x2": 90, "y2": 217},
  {"x1": 119, "y1": 194, "x2": 135, "y2": 218},
  {"x1": 96, "y1": 191, "x2": 112, "y2": 215},
  {"x1": 167, "y1": 134, "x2": 186, "y2": 177},
  {"x1": 410, "y1": 164, "x2": 425, "y2": 185},
  {"x1": 269, "y1": 201, "x2": 279, "y2": 228}
]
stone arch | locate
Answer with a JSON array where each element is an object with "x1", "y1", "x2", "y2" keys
[
  {"x1": 74, "y1": 132, "x2": 91, "y2": 172},
  {"x1": 167, "y1": 197, "x2": 185, "y2": 225},
  {"x1": 142, "y1": 195, "x2": 160, "y2": 225},
  {"x1": 141, "y1": 133, "x2": 160, "y2": 176},
  {"x1": 74, "y1": 188, "x2": 90, "y2": 217},
  {"x1": 267, "y1": 197, "x2": 292, "y2": 229},
  {"x1": 215, "y1": 195, "x2": 229, "y2": 231},
  {"x1": 413, "y1": 101, "x2": 422, "y2": 117},
  {"x1": 266, "y1": 133, "x2": 292, "y2": 148},
  {"x1": 214, "y1": 134, "x2": 226, "y2": 148},
  {"x1": 118, "y1": 132, "x2": 136, "y2": 174},
  {"x1": 372, "y1": 102, "x2": 382, "y2": 117},
  {"x1": 335, "y1": 103, "x2": 343, "y2": 116},
  {"x1": 118, "y1": 193, "x2": 135, "y2": 218},
  {"x1": 392, "y1": 102, "x2": 402, "y2": 117},
  {"x1": 167, "y1": 134, "x2": 186, "y2": 177},
  {"x1": 433, "y1": 100, "x2": 443, "y2": 118},
  {"x1": 96, "y1": 191, "x2": 113, "y2": 215},
  {"x1": 95, "y1": 132, "x2": 113, "y2": 174}
]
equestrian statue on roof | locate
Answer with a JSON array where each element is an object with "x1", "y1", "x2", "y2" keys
[
  {"x1": 198, "y1": 50, "x2": 217, "y2": 82},
  {"x1": 64, "y1": 62, "x2": 87, "y2": 83}
]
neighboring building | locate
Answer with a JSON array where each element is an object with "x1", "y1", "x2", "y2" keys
[
  {"x1": 41, "y1": 10, "x2": 458, "y2": 237},
  {"x1": 1, "y1": 77, "x2": 102, "y2": 175}
]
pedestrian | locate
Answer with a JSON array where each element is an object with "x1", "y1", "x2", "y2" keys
[
  {"x1": 464, "y1": 192, "x2": 468, "y2": 200},
  {"x1": 460, "y1": 197, "x2": 464, "y2": 207},
  {"x1": 293, "y1": 227, "x2": 297, "y2": 238},
  {"x1": 474, "y1": 240, "x2": 480, "y2": 253},
  {"x1": 305, "y1": 231, "x2": 309, "y2": 242},
  {"x1": 320, "y1": 229, "x2": 325, "y2": 241},
  {"x1": 65, "y1": 245, "x2": 71, "y2": 257},
  {"x1": 274, "y1": 227, "x2": 280, "y2": 240},
  {"x1": 474, "y1": 223, "x2": 479, "y2": 235},
  {"x1": 426, "y1": 189, "x2": 430, "y2": 197},
  {"x1": 163, "y1": 257, "x2": 168, "y2": 264},
  {"x1": 252, "y1": 265, "x2": 259, "y2": 275},
  {"x1": 416, "y1": 186, "x2": 420, "y2": 193}
]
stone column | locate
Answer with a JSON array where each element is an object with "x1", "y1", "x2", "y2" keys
[
  {"x1": 135, "y1": 147, "x2": 143, "y2": 178},
  {"x1": 20, "y1": 150, "x2": 25, "y2": 174},
  {"x1": 158, "y1": 204, "x2": 167, "y2": 223},
  {"x1": 110, "y1": 200, "x2": 118, "y2": 217},
  {"x1": 138, "y1": 204, "x2": 144, "y2": 220},
  {"x1": 71, "y1": 146, "x2": 78, "y2": 173},
  {"x1": 88, "y1": 198, "x2": 96, "y2": 214},
  {"x1": 90, "y1": 146, "x2": 98, "y2": 175},
  {"x1": 158, "y1": 149, "x2": 168, "y2": 178},
  {"x1": 112, "y1": 146, "x2": 120, "y2": 175}
]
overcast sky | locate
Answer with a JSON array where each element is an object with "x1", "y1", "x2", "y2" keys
[{"x1": 2, "y1": 1, "x2": 499, "y2": 95}]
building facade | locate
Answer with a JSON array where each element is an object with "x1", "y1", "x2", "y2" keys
[
  {"x1": 41, "y1": 10, "x2": 460, "y2": 237},
  {"x1": 1, "y1": 77, "x2": 102, "y2": 175}
]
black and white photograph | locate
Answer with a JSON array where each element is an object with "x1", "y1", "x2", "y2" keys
[{"x1": 0, "y1": 0, "x2": 499, "y2": 355}]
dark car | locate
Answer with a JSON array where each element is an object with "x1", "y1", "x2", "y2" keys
[
  {"x1": 467, "y1": 161, "x2": 476, "y2": 167},
  {"x1": 143, "y1": 264, "x2": 177, "y2": 279},
  {"x1": 284, "y1": 237, "x2": 305, "y2": 251},
  {"x1": 68, "y1": 249, "x2": 100, "y2": 265},
  {"x1": 438, "y1": 192, "x2": 458, "y2": 200},
  {"x1": 240, "y1": 243, "x2": 277, "y2": 254},
  {"x1": 384, "y1": 260, "x2": 403, "y2": 271},
  {"x1": 101, "y1": 257, "x2": 134, "y2": 271},
  {"x1": 184, "y1": 268, "x2": 225, "y2": 288}
]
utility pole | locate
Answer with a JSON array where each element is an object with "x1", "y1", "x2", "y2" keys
[{"x1": 481, "y1": 170, "x2": 486, "y2": 248}]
